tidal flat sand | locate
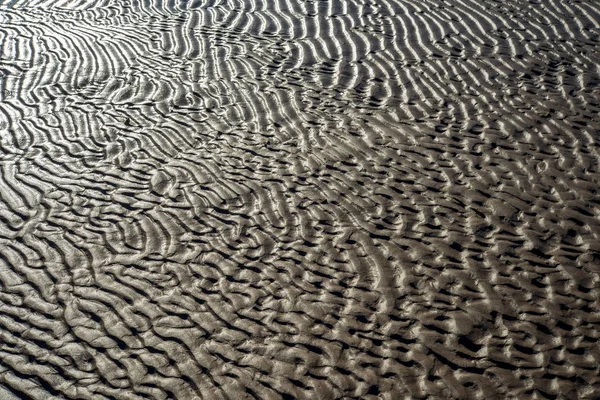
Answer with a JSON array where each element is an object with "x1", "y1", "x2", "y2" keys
[{"x1": 0, "y1": 0, "x2": 599, "y2": 399}]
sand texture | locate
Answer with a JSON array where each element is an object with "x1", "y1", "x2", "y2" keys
[{"x1": 1, "y1": 0, "x2": 600, "y2": 399}]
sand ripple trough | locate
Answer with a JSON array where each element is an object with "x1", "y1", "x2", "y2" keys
[{"x1": 0, "y1": 0, "x2": 600, "y2": 399}]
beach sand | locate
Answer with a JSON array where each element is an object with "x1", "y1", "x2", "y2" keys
[{"x1": 0, "y1": 0, "x2": 599, "y2": 398}]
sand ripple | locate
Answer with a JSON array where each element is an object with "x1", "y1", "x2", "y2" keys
[{"x1": 0, "y1": 0, "x2": 600, "y2": 398}]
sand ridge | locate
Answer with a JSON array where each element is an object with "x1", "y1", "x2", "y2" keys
[{"x1": 0, "y1": 0, "x2": 599, "y2": 399}]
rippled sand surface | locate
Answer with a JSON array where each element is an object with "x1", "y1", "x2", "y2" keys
[{"x1": 1, "y1": 0, "x2": 600, "y2": 399}]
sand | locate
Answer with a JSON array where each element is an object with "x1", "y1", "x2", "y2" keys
[{"x1": 0, "y1": 0, "x2": 599, "y2": 399}]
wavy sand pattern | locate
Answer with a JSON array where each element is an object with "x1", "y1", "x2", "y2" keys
[{"x1": 1, "y1": 0, "x2": 600, "y2": 399}]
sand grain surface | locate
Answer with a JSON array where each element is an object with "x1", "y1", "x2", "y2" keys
[{"x1": 0, "y1": 0, "x2": 600, "y2": 399}]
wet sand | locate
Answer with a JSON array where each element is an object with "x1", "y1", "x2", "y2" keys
[{"x1": 0, "y1": 0, "x2": 599, "y2": 399}]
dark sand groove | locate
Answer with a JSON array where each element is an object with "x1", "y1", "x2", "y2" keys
[{"x1": 1, "y1": 0, "x2": 600, "y2": 399}]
